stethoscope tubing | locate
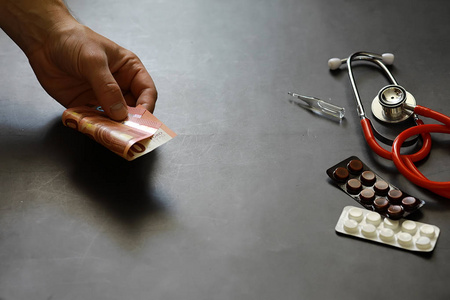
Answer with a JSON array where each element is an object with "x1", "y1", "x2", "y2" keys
[
  {"x1": 362, "y1": 105, "x2": 450, "y2": 198},
  {"x1": 360, "y1": 117, "x2": 432, "y2": 161},
  {"x1": 391, "y1": 105, "x2": 450, "y2": 198}
]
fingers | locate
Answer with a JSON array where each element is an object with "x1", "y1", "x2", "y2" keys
[
  {"x1": 113, "y1": 55, "x2": 158, "y2": 113},
  {"x1": 131, "y1": 67, "x2": 157, "y2": 113},
  {"x1": 80, "y1": 39, "x2": 157, "y2": 119},
  {"x1": 82, "y1": 53, "x2": 129, "y2": 121},
  {"x1": 137, "y1": 88, "x2": 157, "y2": 113}
]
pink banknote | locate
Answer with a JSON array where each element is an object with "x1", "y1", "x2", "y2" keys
[{"x1": 62, "y1": 105, "x2": 176, "y2": 160}]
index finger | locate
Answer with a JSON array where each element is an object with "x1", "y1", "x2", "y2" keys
[
  {"x1": 133, "y1": 68, "x2": 157, "y2": 113},
  {"x1": 125, "y1": 63, "x2": 157, "y2": 113}
]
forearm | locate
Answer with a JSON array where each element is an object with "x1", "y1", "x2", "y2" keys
[{"x1": 0, "y1": 0, "x2": 77, "y2": 55}]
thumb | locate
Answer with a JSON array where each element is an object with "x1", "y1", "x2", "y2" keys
[{"x1": 84, "y1": 59, "x2": 128, "y2": 121}]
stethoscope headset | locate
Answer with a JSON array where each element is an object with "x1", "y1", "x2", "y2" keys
[{"x1": 328, "y1": 51, "x2": 450, "y2": 199}]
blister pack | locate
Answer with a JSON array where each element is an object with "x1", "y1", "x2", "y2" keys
[
  {"x1": 335, "y1": 206, "x2": 440, "y2": 252},
  {"x1": 326, "y1": 156, "x2": 425, "y2": 219}
]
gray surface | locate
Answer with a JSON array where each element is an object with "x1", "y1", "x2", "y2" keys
[{"x1": 1, "y1": 0, "x2": 450, "y2": 299}]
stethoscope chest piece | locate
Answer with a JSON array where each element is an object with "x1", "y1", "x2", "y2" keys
[{"x1": 371, "y1": 85, "x2": 416, "y2": 123}]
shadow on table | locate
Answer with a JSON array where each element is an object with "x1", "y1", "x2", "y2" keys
[{"x1": 43, "y1": 117, "x2": 174, "y2": 247}]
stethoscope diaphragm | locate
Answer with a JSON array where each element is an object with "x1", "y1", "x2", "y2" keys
[{"x1": 371, "y1": 84, "x2": 416, "y2": 123}]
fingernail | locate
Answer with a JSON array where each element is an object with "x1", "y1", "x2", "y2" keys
[
  {"x1": 110, "y1": 102, "x2": 128, "y2": 120},
  {"x1": 140, "y1": 103, "x2": 151, "y2": 111}
]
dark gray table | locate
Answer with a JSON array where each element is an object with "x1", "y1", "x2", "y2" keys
[{"x1": 1, "y1": 0, "x2": 450, "y2": 299}]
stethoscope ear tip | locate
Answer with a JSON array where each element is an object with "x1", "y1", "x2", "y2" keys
[
  {"x1": 382, "y1": 53, "x2": 395, "y2": 65},
  {"x1": 328, "y1": 58, "x2": 342, "y2": 70}
]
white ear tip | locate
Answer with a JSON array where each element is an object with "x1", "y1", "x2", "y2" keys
[
  {"x1": 382, "y1": 53, "x2": 394, "y2": 65},
  {"x1": 328, "y1": 58, "x2": 342, "y2": 70}
]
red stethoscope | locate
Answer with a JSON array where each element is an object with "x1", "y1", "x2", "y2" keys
[{"x1": 328, "y1": 51, "x2": 450, "y2": 198}]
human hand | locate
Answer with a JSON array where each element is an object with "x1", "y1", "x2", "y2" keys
[
  {"x1": 0, "y1": 0, "x2": 156, "y2": 120},
  {"x1": 27, "y1": 22, "x2": 157, "y2": 120}
]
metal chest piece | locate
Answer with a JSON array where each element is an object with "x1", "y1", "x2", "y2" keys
[{"x1": 371, "y1": 85, "x2": 416, "y2": 123}]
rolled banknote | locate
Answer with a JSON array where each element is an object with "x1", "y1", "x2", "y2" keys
[{"x1": 62, "y1": 105, "x2": 176, "y2": 160}]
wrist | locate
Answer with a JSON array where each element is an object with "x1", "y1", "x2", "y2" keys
[{"x1": 0, "y1": 0, "x2": 78, "y2": 55}]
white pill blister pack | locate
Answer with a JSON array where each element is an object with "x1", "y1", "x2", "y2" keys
[{"x1": 335, "y1": 206, "x2": 440, "y2": 252}]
